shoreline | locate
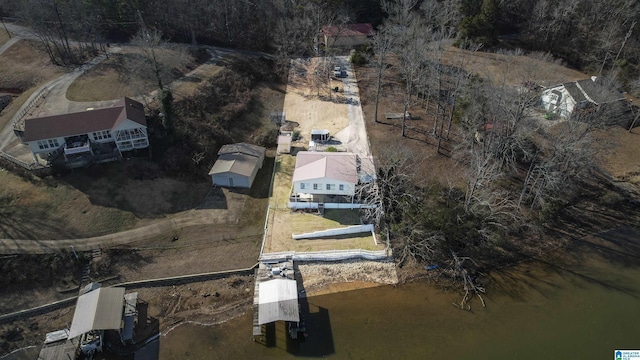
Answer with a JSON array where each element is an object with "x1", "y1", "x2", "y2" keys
[{"x1": 159, "y1": 260, "x2": 400, "y2": 336}]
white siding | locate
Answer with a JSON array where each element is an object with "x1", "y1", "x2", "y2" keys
[
  {"x1": 212, "y1": 172, "x2": 251, "y2": 188},
  {"x1": 293, "y1": 178, "x2": 354, "y2": 196},
  {"x1": 541, "y1": 86, "x2": 576, "y2": 118},
  {"x1": 27, "y1": 137, "x2": 65, "y2": 156}
]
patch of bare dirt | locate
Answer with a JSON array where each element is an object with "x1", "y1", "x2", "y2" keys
[
  {"x1": 297, "y1": 261, "x2": 398, "y2": 297},
  {"x1": 0, "y1": 276, "x2": 255, "y2": 356},
  {"x1": 284, "y1": 58, "x2": 349, "y2": 144}
]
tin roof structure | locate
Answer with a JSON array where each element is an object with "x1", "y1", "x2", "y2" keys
[
  {"x1": 258, "y1": 278, "x2": 299, "y2": 325},
  {"x1": 68, "y1": 287, "x2": 125, "y2": 339}
]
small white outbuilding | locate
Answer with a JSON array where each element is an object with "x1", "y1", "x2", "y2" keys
[{"x1": 208, "y1": 143, "x2": 266, "y2": 188}]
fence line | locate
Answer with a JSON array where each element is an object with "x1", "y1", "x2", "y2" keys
[
  {"x1": 260, "y1": 248, "x2": 390, "y2": 262},
  {"x1": 0, "y1": 151, "x2": 39, "y2": 170},
  {"x1": 0, "y1": 263, "x2": 258, "y2": 325},
  {"x1": 292, "y1": 224, "x2": 374, "y2": 240},
  {"x1": 12, "y1": 86, "x2": 49, "y2": 130}
]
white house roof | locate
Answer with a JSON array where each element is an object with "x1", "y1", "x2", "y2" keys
[
  {"x1": 68, "y1": 287, "x2": 125, "y2": 339},
  {"x1": 258, "y1": 278, "x2": 299, "y2": 325},
  {"x1": 208, "y1": 153, "x2": 261, "y2": 177},
  {"x1": 292, "y1": 151, "x2": 358, "y2": 183}
]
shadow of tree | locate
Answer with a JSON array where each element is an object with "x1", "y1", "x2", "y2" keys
[{"x1": 0, "y1": 195, "x2": 80, "y2": 240}]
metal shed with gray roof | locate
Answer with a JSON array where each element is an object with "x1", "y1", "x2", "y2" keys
[{"x1": 208, "y1": 143, "x2": 265, "y2": 188}]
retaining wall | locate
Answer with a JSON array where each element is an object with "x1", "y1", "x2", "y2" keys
[
  {"x1": 0, "y1": 263, "x2": 258, "y2": 325},
  {"x1": 260, "y1": 248, "x2": 389, "y2": 263},
  {"x1": 292, "y1": 224, "x2": 374, "y2": 240}
]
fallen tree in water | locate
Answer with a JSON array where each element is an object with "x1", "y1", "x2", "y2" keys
[{"x1": 449, "y1": 252, "x2": 485, "y2": 310}]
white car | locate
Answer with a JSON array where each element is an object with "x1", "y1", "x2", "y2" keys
[{"x1": 333, "y1": 66, "x2": 341, "y2": 77}]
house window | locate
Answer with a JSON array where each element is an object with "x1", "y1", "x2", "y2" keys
[
  {"x1": 37, "y1": 140, "x2": 49, "y2": 150},
  {"x1": 92, "y1": 130, "x2": 112, "y2": 140},
  {"x1": 313, "y1": 183, "x2": 320, "y2": 190},
  {"x1": 326, "y1": 184, "x2": 336, "y2": 191},
  {"x1": 300, "y1": 183, "x2": 306, "y2": 190},
  {"x1": 339, "y1": 184, "x2": 344, "y2": 191},
  {"x1": 48, "y1": 139, "x2": 59, "y2": 148}
]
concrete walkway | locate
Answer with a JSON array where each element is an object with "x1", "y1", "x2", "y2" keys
[
  {"x1": 333, "y1": 56, "x2": 371, "y2": 156},
  {"x1": 0, "y1": 209, "x2": 211, "y2": 254},
  {"x1": 0, "y1": 36, "x2": 21, "y2": 56}
]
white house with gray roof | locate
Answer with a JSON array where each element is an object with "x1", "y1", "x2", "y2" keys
[
  {"x1": 541, "y1": 77, "x2": 625, "y2": 118},
  {"x1": 208, "y1": 142, "x2": 265, "y2": 188},
  {"x1": 290, "y1": 151, "x2": 376, "y2": 209}
]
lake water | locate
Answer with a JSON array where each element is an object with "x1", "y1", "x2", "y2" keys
[{"x1": 160, "y1": 229, "x2": 640, "y2": 359}]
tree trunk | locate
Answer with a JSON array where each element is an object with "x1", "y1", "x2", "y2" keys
[
  {"x1": 445, "y1": 96, "x2": 456, "y2": 140},
  {"x1": 374, "y1": 59, "x2": 384, "y2": 123}
]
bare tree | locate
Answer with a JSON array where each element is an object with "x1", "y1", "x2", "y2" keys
[
  {"x1": 369, "y1": 26, "x2": 395, "y2": 123},
  {"x1": 449, "y1": 252, "x2": 485, "y2": 310},
  {"x1": 130, "y1": 27, "x2": 191, "y2": 131}
]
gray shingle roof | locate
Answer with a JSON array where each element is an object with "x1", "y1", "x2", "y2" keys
[
  {"x1": 208, "y1": 153, "x2": 260, "y2": 177},
  {"x1": 575, "y1": 79, "x2": 625, "y2": 104},
  {"x1": 218, "y1": 143, "x2": 265, "y2": 158}
]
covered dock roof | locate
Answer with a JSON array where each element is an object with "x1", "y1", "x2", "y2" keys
[
  {"x1": 258, "y1": 278, "x2": 299, "y2": 325},
  {"x1": 68, "y1": 287, "x2": 126, "y2": 338}
]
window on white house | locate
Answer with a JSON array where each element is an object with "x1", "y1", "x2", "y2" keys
[
  {"x1": 339, "y1": 184, "x2": 344, "y2": 191},
  {"x1": 313, "y1": 183, "x2": 320, "y2": 190},
  {"x1": 92, "y1": 130, "x2": 112, "y2": 140},
  {"x1": 48, "y1": 139, "x2": 59, "y2": 148},
  {"x1": 326, "y1": 184, "x2": 336, "y2": 191},
  {"x1": 37, "y1": 140, "x2": 49, "y2": 150},
  {"x1": 300, "y1": 183, "x2": 306, "y2": 190}
]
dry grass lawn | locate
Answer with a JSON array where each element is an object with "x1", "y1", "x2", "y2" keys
[
  {"x1": 263, "y1": 152, "x2": 382, "y2": 253},
  {"x1": 67, "y1": 46, "x2": 201, "y2": 102},
  {"x1": 66, "y1": 59, "x2": 137, "y2": 101},
  {"x1": 0, "y1": 40, "x2": 63, "y2": 92},
  {"x1": 0, "y1": 169, "x2": 141, "y2": 240},
  {"x1": 170, "y1": 63, "x2": 224, "y2": 100},
  {"x1": 443, "y1": 46, "x2": 589, "y2": 87},
  {"x1": 593, "y1": 126, "x2": 640, "y2": 185},
  {"x1": 0, "y1": 30, "x2": 10, "y2": 47},
  {"x1": 284, "y1": 58, "x2": 349, "y2": 144},
  {"x1": 0, "y1": 40, "x2": 64, "y2": 130}
]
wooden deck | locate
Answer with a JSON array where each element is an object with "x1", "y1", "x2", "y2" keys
[{"x1": 38, "y1": 338, "x2": 79, "y2": 360}]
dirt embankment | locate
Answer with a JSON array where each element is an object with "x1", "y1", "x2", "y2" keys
[{"x1": 297, "y1": 261, "x2": 399, "y2": 297}]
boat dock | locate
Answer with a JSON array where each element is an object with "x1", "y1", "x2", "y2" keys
[{"x1": 252, "y1": 259, "x2": 301, "y2": 344}]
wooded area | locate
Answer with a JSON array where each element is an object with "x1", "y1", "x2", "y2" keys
[{"x1": 1, "y1": 0, "x2": 639, "y2": 308}]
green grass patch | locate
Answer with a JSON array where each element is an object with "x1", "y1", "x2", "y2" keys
[
  {"x1": 323, "y1": 209, "x2": 361, "y2": 225},
  {"x1": 271, "y1": 154, "x2": 295, "y2": 209}
]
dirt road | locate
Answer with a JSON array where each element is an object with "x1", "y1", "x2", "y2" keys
[{"x1": 333, "y1": 55, "x2": 371, "y2": 156}]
